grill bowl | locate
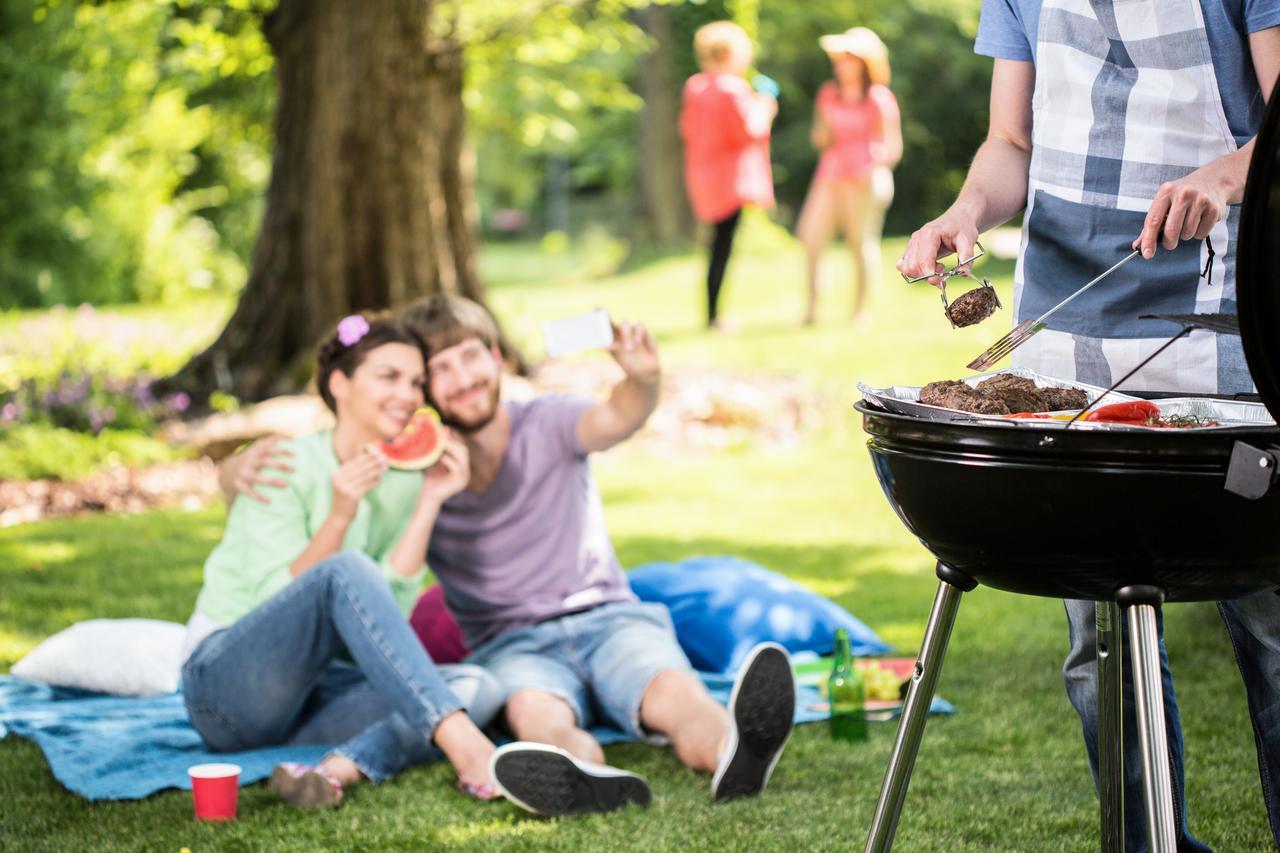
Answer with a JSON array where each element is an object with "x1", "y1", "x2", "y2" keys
[{"x1": 858, "y1": 402, "x2": 1280, "y2": 602}]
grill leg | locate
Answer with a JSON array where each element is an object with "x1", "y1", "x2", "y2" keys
[
  {"x1": 1126, "y1": 602, "x2": 1177, "y2": 853},
  {"x1": 1096, "y1": 601, "x2": 1124, "y2": 853},
  {"x1": 864, "y1": 564, "x2": 974, "y2": 853}
]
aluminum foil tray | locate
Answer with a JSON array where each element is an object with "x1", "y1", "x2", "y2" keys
[{"x1": 857, "y1": 367, "x2": 1276, "y2": 430}]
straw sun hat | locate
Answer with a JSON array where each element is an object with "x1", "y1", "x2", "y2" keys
[{"x1": 819, "y1": 27, "x2": 890, "y2": 86}]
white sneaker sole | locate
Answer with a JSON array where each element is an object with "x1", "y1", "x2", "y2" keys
[{"x1": 490, "y1": 742, "x2": 651, "y2": 817}]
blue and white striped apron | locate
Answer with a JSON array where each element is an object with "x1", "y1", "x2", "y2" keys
[{"x1": 1011, "y1": 0, "x2": 1252, "y2": 394}]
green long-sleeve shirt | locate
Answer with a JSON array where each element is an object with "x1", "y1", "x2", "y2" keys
[{"x1": 192, "y1": 430, "x2": 427, "y2": 629}]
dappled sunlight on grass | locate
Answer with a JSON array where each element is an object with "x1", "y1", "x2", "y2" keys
[
  {"x1": 431, "y1": 816, "x2": 558, "y2": 845},
  {"x1": 6, "y1": 541, "x2": 80, "y2": 567}
]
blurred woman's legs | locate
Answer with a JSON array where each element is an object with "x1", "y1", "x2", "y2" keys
[
  {"x1": 181, "y1": 552, "x2": 494, "y2": 789},
  {"x1": 859, "y1": 165, "x2": 895, "y2": 315},
  {"x1": 832, "y1": 175, "x2": 874, "y2": 321},
  {"x1": 796, "y1": 180, "x2": 837, "y2": 325},
  {"x1": 706, "y1": 208, "x2": 742, "y2": 328}
]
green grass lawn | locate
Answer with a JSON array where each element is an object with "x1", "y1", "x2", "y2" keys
[{"x1": 1, "y1": 233, "x2": 1273, "y2": 850}]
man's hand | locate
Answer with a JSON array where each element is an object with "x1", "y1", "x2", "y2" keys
[
  {"x1": 897, "y1": 207, "x2": 983, "y2": 288},
  {"x1": 898, "y1": 59, "x2": 1035, "y2": 289},
  {"x1": 578, "y1": 320, "x2": 662, "y2": 454},
  {"x1": 330, "y1": 447, "x2": 388, "y2": 520},
  {"x1": 1133, "y1": 156, "x2": 1245, "y2": 258},
  {"x1": 608, "y1": 321, "x2": 661, "y2": 389},
  {"x1": 223, "y1": 435, "x2": 295, "y2": 504},
  {"x1": 421, "y1": 431, "x2": 470, "y2": 505}
]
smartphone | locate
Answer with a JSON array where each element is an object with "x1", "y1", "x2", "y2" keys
[{"x1": 543, "y1": 309, "x2": 614, "y2": 358}]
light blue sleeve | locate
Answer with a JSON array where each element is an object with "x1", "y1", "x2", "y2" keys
[
  {"x1": 975, "y1": 0, "x2": 1035, "y2": 61},
  {"x1": 1244, "y1": 0, "x2": 1280, "y2": 33}
]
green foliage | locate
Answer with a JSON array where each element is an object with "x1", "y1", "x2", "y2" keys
[
  {"x1": 457, "y1": 0, "x2": 660, "y2": 234},
  {"x1": 0, "y1": 1, "x2": 98, "y2": 307},
  {"x1": 0, "y1": 0, "x2": 995, "y2": 309},
  {"x1": 0, "y1": 0, "x2": 273, "y2": 308},
  {"x1": 0, "y1": 424, "x2": 179, "y2": 480}
]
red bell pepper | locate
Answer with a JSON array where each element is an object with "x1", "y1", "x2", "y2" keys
[{"x1": 1083, "y1": 400, "x2": 1161, "y2": 424}]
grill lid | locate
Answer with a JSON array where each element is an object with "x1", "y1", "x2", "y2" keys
[{"x1": 1237, "y1": 83, "x2": 1280, "y2": 423}]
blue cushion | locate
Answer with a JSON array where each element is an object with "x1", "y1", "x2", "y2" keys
[{"x1": 627, "y1": 556, "x2": 891, "y2": 674}]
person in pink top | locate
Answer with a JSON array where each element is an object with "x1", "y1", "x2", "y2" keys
[
  {"x1": 680, "y1": 21, "x2": 778, "y2": 331},
  {"x1": 796, "y1": 27, "x2": 902, "y2": 326}
]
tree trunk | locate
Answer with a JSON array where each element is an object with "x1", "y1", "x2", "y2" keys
[
  {"x1": 634, "y1": 4, "x2": 694, "y2": 246},
  {"x1": 167, "y1": 0, "x2": 512, "y2": 404}
]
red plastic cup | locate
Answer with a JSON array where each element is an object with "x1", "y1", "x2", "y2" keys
[{"x1": 188, "y1": 763, "x2": 241, "y2": 821}]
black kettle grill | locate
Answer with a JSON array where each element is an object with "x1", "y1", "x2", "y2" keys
[{"x1": 857, "y1": 89, "x2": 1280, "y2": 852}]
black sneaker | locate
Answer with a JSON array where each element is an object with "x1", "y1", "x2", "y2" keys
[
  {"x1": 490, "y1": 742, "x2": 651, "y2": 817},
  {"x1": 712, "y1": 642, "x2": 795, "y2": 801}
]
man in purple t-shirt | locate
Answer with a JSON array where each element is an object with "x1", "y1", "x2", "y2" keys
[
  {"x1": 393, "y1": 295, "x2": 794, "y2": 817},
  {"x1": 222, "y1": 296, "x2": 795, "y2": 817}
]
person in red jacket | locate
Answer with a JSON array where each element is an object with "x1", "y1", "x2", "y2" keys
[{"x1": 680, "y1": 21, "x2": 778, "y2": 331}]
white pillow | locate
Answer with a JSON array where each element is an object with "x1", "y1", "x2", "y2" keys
[{"x1": 12, "y1": 618, "x2": 186, "y2": 697}]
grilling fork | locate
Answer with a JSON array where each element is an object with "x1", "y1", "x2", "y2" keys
[{"x1": 966, "y1": 250, "x2": 1141, "y2": 371}]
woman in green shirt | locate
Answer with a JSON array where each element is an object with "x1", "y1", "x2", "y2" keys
[{"x1": 180, "y1": 313, "x2": 537, "y2": 808}]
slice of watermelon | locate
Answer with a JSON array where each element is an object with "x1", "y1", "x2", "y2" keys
[{"x1": 381, "y1": 407, "x2": 445, "y2": 470}]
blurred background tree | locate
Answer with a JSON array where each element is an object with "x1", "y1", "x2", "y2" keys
[{"x1": 0, "y1": 0, "x2": 989, "y2": 400}]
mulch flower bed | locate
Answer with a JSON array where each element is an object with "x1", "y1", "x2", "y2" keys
[{"x1": 1, "y1": 365, "x2": 822, "y2": 527}]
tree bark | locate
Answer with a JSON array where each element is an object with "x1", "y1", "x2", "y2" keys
[
  {"x1": 634, "y1": 4, "x2": 694, "y2": 246},
  {"x1": 167, "y1": 0, "x2": 511, "y2": 403}
]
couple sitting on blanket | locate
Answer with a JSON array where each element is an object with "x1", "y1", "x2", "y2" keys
[{"x1": 178, "y1": 295, "x2": 796, "y2": 816}]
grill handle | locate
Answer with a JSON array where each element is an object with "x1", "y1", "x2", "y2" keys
[{"x1": 1225, "y1": 441, "x2": 1280, "y2": 499}]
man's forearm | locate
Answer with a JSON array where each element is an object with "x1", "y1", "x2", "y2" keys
[
  {"x1": 218, "y1": 453, "x2": 244, "y2": 505},
  {"x1": 950, "y1": 135, "x2": 1033, "y2": 234},
  {"x1": 1205, "y1": 139, "x2": 1253, "y2": 206},
  {"x1": 605, "y1": 375, "x2": 660, "y2": 437}
]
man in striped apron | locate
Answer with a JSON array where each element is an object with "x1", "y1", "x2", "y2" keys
[{"x1": 899, "y1": 1, "x2": 1280, "y2": 848}]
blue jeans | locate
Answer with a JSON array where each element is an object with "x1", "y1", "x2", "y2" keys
[
  {"x1": 1065, "y1": 594, "x2": 1280, "y2": 850},
  {"x1": 468, "y1": 601, "x2": 693, "y2": 741},
  {"x1": 182, "y1": 552, "x2": 504, "y2": 782}
]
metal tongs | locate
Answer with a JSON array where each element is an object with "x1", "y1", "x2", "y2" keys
[
  {"x1": 967, "y1": 249, "x2": 1141, "y2": 371},
  {"x1": 902, "y1": 242, "x2": 1001, "y2": 329}
]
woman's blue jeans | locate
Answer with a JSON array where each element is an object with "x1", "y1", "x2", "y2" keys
[
  {"x1": 181, "y1": 551, "x2": 504, "y2": 782},
  {"x1": 1064, "y1": 592, "x2": 1280, "y2": 851}
]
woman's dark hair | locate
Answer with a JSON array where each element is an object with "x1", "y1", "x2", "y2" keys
[{"x1": 315, "y1": 311, "x2": 423, "y2": 413}]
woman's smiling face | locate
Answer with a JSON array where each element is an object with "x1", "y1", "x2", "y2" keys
[{"x1": 329, "y1": 342, "x2": 426, "y2": 441}]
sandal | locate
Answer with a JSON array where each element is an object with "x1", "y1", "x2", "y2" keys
[{"x1": 458, "y1": 778, "x2": 501, "y2": 801}]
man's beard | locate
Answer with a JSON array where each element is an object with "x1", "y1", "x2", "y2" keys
[{"x1": 436, "y1": 383, "x2": 500, "y2": 434}]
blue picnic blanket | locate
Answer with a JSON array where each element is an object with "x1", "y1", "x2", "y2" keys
[{"x1": 0, "y1": 674, "x2": 952, "y2": 801}]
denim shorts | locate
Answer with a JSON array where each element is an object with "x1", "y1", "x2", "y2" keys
[{"x1": 467, "y1": 601, "x2": 693, "y2": 742}]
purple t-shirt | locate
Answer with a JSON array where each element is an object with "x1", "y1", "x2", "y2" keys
[{"x1": 427, "y1": 395, "x2": 636, "y2": 647}]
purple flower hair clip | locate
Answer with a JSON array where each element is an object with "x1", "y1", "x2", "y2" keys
[{"x1": 336, "y1": 314, "x2": 370, "y2": 347}]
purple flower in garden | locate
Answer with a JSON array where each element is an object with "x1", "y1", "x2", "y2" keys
[
  {"x1": 336, "y1": 314, "x2": 370, "y2": 347},
  {"x1": 167, "y1": 392, "x2": 191, "y2": 413},
  {"x1": 1, "y1": 402, "x2": 19, "y2": 424},
  {"x1": 133, "y1": 379, "x2": 156, "y2": 409}
]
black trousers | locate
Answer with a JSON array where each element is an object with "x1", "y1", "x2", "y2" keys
[{"x1": 706, "y1": 208, "x2": 742, "y2": 325}]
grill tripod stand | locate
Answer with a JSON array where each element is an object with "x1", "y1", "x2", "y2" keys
[{"x1": 862, "y1": 562, "x2": 1176, "y2": 852}]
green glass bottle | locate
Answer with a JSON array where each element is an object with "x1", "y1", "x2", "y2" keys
[{"x1": 828, "y1": 627, "x2": 867, "y2": 742}]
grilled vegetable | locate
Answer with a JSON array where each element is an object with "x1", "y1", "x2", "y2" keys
[{"x1": 1083, "y1": 400, "x2": 1161, "y2": 424}]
